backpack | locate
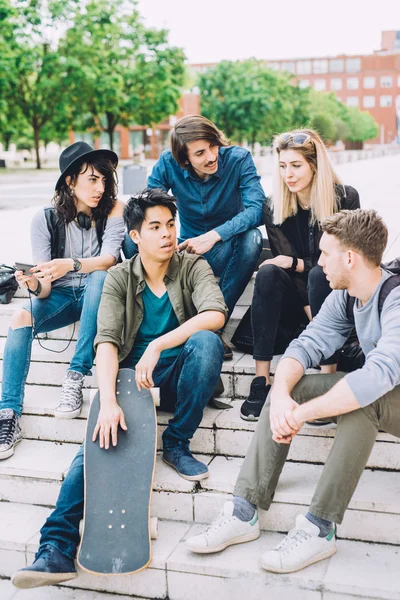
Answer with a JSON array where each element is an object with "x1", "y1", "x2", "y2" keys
[
  {"x1": 346, "y1": 261, "x2": 400, "y2": 322},
  {"x1": 340, "y1": 259, "x2": 400, "y2": 371}
]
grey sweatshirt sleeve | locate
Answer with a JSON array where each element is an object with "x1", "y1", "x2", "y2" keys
[
  {"x1": 30, "y1": 209, "x2": 52, "y2": 264},
  {"x1": 283, "y1": 290, "x2": 354, "y2": 370},
  {"x1": 346, "y1": 286, "x2": 400, "y2": 407},
  {"x1": 100, "y1": 216, "x2": 125, "y2": 261}
]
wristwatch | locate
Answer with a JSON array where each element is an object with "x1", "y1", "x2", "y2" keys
[{"x1": 72, "y1": 258, "x2": 82, "y2": 272}]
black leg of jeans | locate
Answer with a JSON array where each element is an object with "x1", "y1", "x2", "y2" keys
[
  {"x1": 308, "y1": 265, "x2": 337, "y2": 365},
  {"x1": 251, "y1": 264, "x2": 305, "y2": 361}
]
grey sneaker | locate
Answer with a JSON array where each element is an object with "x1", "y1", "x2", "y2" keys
[
  {"x1": 55, "y1": 370, "x2": 84, "y2": 419},
  {"x1": 0, "y1": 408, "x2": 22, "y2": 459}
]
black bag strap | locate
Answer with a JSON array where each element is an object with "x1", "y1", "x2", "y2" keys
[
  {"x1": 0, "y1": 264, "x2": 16, "y2": 273},
  {"x1": 346, "y1": 269, "x2": 400, "y2": 323}
]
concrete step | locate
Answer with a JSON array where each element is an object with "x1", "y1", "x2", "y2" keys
[
  {"x1": 0, "y1": 580, "x2": 149, "y2": 600},
  {"x1": 0, "y1": 502, "x2": 399, "y2": 600},
  {"x1": 1, "y1": 386, "x2": 397, "y2": 471},
  {"x1": 1, "y1": 437, "x2": 400, "y2": 546}
]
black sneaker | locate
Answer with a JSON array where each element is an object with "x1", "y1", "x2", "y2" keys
[
  {"x1": 11, "y1": 545, "x2": 77, "y2": 589},
  {"x1": 240, "y1": 377, "x2": 271, "y2": 421},
  {"x1": 0, "y1": 408, "x2": 22, "y2": 460}
]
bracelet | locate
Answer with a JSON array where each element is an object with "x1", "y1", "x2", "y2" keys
[
  {"x1": 28, "y1": 279, "x2": 42, "y2": 297},
  {"x1": 290, "y1": 256, "x2": 298, "y2": 272}
]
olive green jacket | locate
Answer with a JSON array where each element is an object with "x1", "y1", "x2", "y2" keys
[{"x1": 94, "y1": 252, "x2": 228, "y2": 362}]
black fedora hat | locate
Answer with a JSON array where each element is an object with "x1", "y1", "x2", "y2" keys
[{"x1": 55, "y1": 141, "x2": 118, "y2": 190}]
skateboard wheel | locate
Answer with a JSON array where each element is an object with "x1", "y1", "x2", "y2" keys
[
  {"x1": 150, "y1": 517, "x2": 158, "y2": 540},
  {"x1": 150, "y1": 388, "x2": 160, "y2": 407}
]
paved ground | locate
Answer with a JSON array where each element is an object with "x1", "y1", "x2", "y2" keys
[{"x1": 0, "y1": 154, "x2": 399, "y2": 265}]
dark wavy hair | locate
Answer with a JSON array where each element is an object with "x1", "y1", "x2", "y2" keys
[
  {"x1": 124, "y1": 188, "x2": 177, "y2": 233},
  {"x1": 171, "y1": 115, "x2": 230, "y2": 169},
  {"x1": 52, "y1": 156, "x2": 118, "y2": 223}
]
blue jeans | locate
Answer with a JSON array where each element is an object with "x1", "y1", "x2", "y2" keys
[
  {"x1": 37, "y1": 330, "x2": 223, "y2": 559},
  {"x1": 121, "y1": 234, "x2": 138, "y2": 259},
  {"x1": 0, "y1": 271, "x2": 107, "y2": 416},
  {"x1": 204, "y1": 229, "x2": 262, "y2": 318}
]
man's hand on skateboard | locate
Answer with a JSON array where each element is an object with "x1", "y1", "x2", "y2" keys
[
  {"x1": 92, "y1": 403, "x2": 128, "y2": 449},
  {"x1": 135, "y1": 341, "x2": 161, "y2": 391}
]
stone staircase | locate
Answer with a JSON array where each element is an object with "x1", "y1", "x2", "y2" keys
[{"x1": 0, "y1": 284, "x2": 399, "y2": 600}]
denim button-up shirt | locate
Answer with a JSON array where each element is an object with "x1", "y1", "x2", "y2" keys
[{"x1": 147, "y1": 146, "x2": 265, "y2": 242}]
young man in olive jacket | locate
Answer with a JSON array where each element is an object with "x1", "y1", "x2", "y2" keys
[{"x1": 11, "y1": 189, "x2": 228, "y2": 590}]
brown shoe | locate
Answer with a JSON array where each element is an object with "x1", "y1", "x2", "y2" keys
[{"x1": 217, "y1": 333, "x2": 233, "y2": 361}]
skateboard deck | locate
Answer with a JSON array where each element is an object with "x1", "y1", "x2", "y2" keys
[{"x1": 78, "y1": 368, "x2": 158, "y2": 575}]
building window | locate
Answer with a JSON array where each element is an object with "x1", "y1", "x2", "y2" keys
[
  {"x1": 346, "y1": 96, "x2": 359, "y2": 107},
  {"x1": 313, "y1": 59, "x2": 328, "y2": 74},
  {"x1": 331, "y1": 78, "x2": 343, "y2": 90},
  {"x1": 297, "y1": 60, "x2": 312, "y2": 75},
  {"x1": 268, "y1": 62, "x2": 280, "y2": 71},
  {"x1": 314, "y1": 79, "x2": 327, "y2": 91},
  {"x1": 380, "y1": 95, "x2": 392, "y2": 107},
  {"x1": 363, "y1": 96, "x2": 375, "y2": 108},
  {"x1": 380, "y1": 76, "x2": 393, "y2": 88},
  {"x1": 330, "y1": 59, "x2": 344, "y2": 73},
  {"x1": 347, "y1": 77, "x2": 359, "y2": 90},
  {"x1": 346, "y1": 58, "x2": 361, "y2": 73},
  {"x1": 398, "y1": 75, "x2": 400, "y2": 87},
  {"x1": 281, "y1": 62, "x2": 295, "y2": 73},
  {"x1": 363, "y1": 77, "x2": 376, "y2": 89},
  {"x1": 298, "y1": 79, "x2": 310, "y2": 89}
]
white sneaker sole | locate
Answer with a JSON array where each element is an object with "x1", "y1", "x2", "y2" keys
[
  {"x1": 162, "y1": 457, "x2": 209, "y2": 481},
  {"x1": 260, "y1": 545, "x2": 337, "y2": 573},
  {"x1": 187, "y1": 529, "x2": 260, "y2": 554},
  {"x1": 11, "y1": 570, "x2": 78, "y2": 589},
  {"x1": 54, "y1": 406, "x2": 82, "y2": 420},
  {"x1": 240, "y1": 411, "x2": 260, "y2": 422},
  {"x1": 0, "y1": 436, "x2": 22, "y2": 460}
]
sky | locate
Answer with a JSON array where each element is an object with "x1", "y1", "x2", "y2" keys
[{"x1": 137, "y1": 0, "x2": 400, "y2": 64}]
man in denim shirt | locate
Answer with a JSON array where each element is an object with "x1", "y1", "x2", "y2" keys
[{"x1": 147, "y1": 115, "x2": 265, "y2": 358}]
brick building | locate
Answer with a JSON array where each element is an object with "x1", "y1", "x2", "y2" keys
[{"x1": 190, "y1": 31, "x2": 400, "y2": 145}]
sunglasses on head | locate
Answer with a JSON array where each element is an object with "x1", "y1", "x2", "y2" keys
[{"x1": 278, "y1": 132, "x2": 312, "y2": 146}]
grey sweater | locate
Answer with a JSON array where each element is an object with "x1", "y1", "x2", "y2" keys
[
  {"x1": 283, "y1": 270, "x2": 400, "y2": 407},
  {"x1": 31, "y1": 209, "x2": 125, "y2": 287}
]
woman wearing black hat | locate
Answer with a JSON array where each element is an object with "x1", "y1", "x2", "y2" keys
[{"x1": 0, "y1": 142, "x2": 126, "y2": 460}]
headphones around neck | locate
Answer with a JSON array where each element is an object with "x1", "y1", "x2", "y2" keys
[{"x1": 76, "y1": 212, "x2": 92, "y2": 231}]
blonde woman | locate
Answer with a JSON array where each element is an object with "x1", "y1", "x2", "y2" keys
[{"x1": 240, "y1": 129, "x2": 360, "y2": 421}]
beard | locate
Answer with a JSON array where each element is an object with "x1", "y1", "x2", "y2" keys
[{"x1": 328, "y1": 272, "x2": 349, "y2": 291}]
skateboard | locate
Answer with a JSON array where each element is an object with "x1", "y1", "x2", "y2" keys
[{"x1": 78, "y1": 368, "x2": 160, "y2": 575}]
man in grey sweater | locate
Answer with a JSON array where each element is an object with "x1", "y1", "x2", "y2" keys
[{"x1": 186, "y1": 208, "x2": 400, "y2": 573}]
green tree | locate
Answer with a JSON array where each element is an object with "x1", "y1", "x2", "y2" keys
[
  {"x1": 0, "y1": 0, "x2": 79, "y2": 168},
  {"x1": 198, "y1": 59, "x2": 310, "y2": 146},
  {"x1": 62, "y1": 0, "x2": 186, "y2": 150},
  {"x1": 344, "y1": 107, "x2": 379, "y2": 142}
]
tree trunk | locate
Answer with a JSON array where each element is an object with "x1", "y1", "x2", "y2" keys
[
  {"x1": 4, "y1": 133, "x2": 12, "y2": 151},
  {"x1": 106, "y1": 113, "x2": 115, "y2": 151},
  {"x1": 33, "y1": 126, "x2": 41, "y2": 169}
]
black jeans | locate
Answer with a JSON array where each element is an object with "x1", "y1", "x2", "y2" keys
[{"x1": 251, "y1": 264, "x2": 335, "y2": 364}]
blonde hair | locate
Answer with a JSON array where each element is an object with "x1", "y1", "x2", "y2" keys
[{"x1": 271, "y1": 128, "x2": 343, "y2": 225}]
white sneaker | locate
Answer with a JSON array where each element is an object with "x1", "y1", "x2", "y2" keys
[
  {"x1": 55, "y1": 371, "x2": 84, "y2": 419},
  {"x1": 260, "y1": 514, "x2": 336, "y2": 574},
  {"x1": 186, "y1": 500, "x2": 260, "y2": 554}
]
